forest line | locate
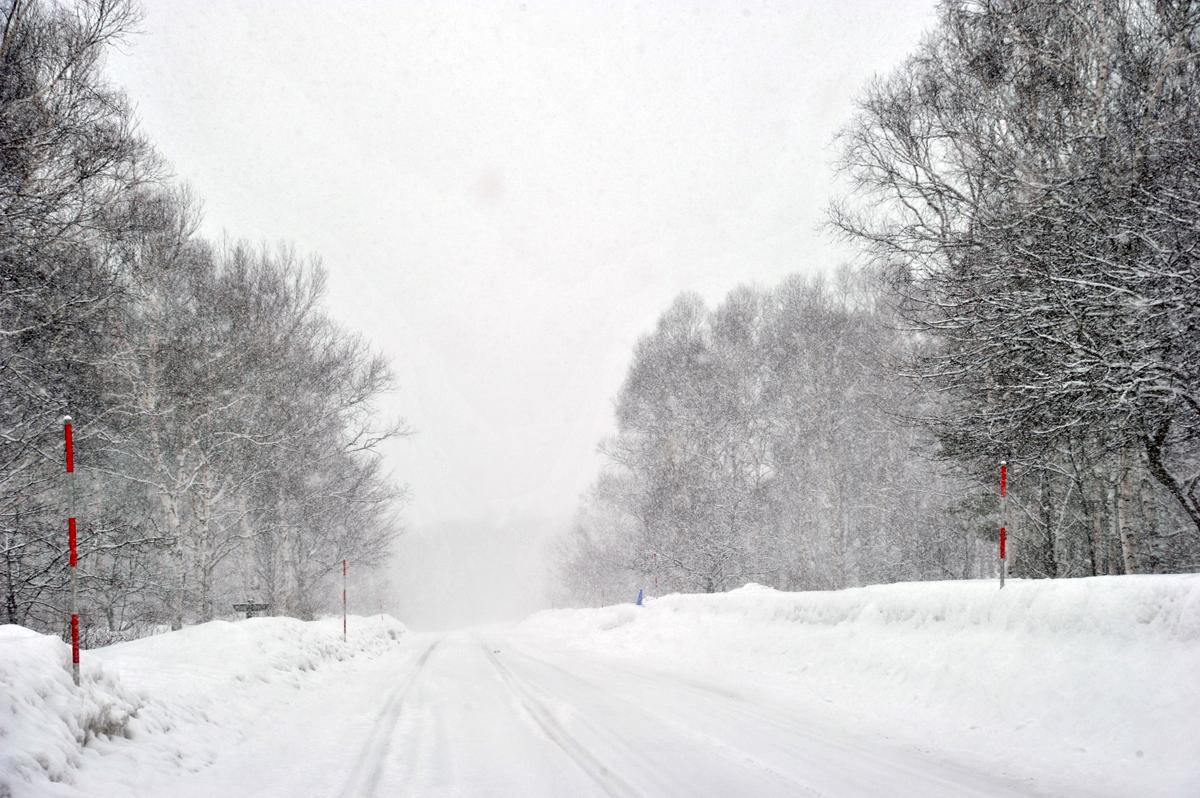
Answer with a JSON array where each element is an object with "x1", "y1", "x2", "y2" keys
[
  {"x1": 556, "y1": 0, "x2": 1200, "y2": 602},
  {"x1": 1, "y1": 0, "x2": 406, "y2": 639}
]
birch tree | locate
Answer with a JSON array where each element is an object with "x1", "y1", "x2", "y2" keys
[{"x1": 832, "y1": 0, "x2": 1200, "y2": 560}]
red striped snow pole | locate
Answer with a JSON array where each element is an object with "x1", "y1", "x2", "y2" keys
[
  {"x1": 63, "y1": 416, "x2": 80, "y2": 685},
  {"x1": 342, "y1": 559, "x2": 347, "y2": 642},
  {"x1": 999, "y1": 460, "x2": 1008, "y2": 589}
]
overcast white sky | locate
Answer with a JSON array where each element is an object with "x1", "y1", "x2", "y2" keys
[{"x1": 105, "y1": 0, "x2": 937, "y2": 628}]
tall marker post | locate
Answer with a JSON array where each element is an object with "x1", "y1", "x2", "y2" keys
[
  {"x1": 999, "y1": 460, "x2": 1008, "y2": 589},
  {"x1": 62, "y1": 416, "x2": 80, "y2": 685},
  {"x1": 342, "y1": 559, "x2": 347, "y2": 642}
]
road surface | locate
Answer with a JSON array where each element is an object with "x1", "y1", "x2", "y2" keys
[{"x1": 152, "y1": 632, "x2": 1042, "y2": 798}]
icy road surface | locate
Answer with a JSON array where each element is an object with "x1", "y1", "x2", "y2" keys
[{"x1": 154, "y1": 632, "x2": 1038, "y2": 798}]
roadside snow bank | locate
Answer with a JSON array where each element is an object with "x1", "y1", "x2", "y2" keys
[
  {"x1": 0, "y1": 627, "x2": 139, "y2": 790},
  {"x1": 518, "y1": 576, "x2": 1200, "y2": 797},
  {"x1": 0, "y1": 614, "x2": 406, "y2": 798},
  {"x1": 97, "y1": 614, "x2": 406, "y2": 696}
]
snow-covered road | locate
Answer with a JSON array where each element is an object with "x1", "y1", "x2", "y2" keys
[
  {"x1": 164, "y1": 632, "x2": 1037, "y2": 798},
  {"x1": 8, "y1": 577, "x2": 1197, "y2": 797}
]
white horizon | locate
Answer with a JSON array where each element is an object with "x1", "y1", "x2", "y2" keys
[{"x1": 104, "y1": 0, "x2": 938, "y2": 628}]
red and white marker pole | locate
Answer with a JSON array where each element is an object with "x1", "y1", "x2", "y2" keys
[
  {"x1": 342, "y1": 559, "x2": 347, "y2": 642},
  {"x1": 62, "y1": 416, "x2": 80, "y2": 685},
  {"x1": 999, "y1": 460, "x2": 1008, "y2": 589}
]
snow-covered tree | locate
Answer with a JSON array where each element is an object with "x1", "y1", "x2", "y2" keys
[
  {"x1": 556, "y1": 273, "x2": 986, "y2": 601},
  {"x1": 832, "y1": 0, "x2": 1200, "y2": 568},
  {"x1": 2, "y1": 0, "x2": 410, "y2": 638}
]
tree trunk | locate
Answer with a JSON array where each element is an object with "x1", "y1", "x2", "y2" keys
[
  {"x1": 1142, "y1": 427, "x2": 1200, "y2": 537},
  {"x1": 1089, "y1": 490, "x2": 1105, "y2": 575},
  {"x1": 1073, "y1": 450, "x2": 1099, "y2": 576},
  {"x1": 200, "y1": 564, "x2": 214, "y2": 621},
  {"x1": 4, "y1": 532, "x2": 19, "y2": 624},
  {"x1": 1040, "y1": 482, "x2": 1058, "y2": 577},
  {"x1": 161, "y1": 492, "x2": 186, "y2": 630},
  {"x1": 1136, "y1": 472, "x2": 1160, "y2": 573},
  {"x1": 1117, "y1": 448, "x2": 1141, "y2": 575},
  {"x1": 197, "y1": 467, "x2": 215, "y2": 622},
  {"x1": 172, "y1": 555, "x2": 186, "y2": 631}
]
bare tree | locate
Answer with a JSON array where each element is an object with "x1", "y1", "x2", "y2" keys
[{"x1": 832, "y1": 0, "x2": 1200, "y2": 558}]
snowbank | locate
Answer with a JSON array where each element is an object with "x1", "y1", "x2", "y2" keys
[
  {"x1": 0, "y1": 614, "x2": 406, "y2": 798},
  {"x1": 0, "y1": 627, "x2": 139, "y2": 790},
  {"x1": 518, "y1": 576, "x2": 1200, "y2": 797}
]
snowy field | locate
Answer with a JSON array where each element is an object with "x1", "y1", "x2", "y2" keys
[{"x1": 2, "y1": 576, "x2": 1198, "y2": 797}]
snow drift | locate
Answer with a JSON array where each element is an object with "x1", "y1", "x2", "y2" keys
[
  {"x1": 0, "y1": 626, "x2": 139, "y2": 790},
  {"x1": 0, "y1": 614, "x2": 406, "y2": 798},
  {"x1": 518, "y1": 575, "x2": 1200, "y2": 797}
]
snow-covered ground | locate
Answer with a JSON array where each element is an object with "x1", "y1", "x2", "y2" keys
[
  {"x1": 517, "y1": 575, "x2": 1200, "y2": 797},
  {"x1": 3, "y1": 576, "x2": 1198, "y2": 797},
  {"x1": 1, "y1": 614, "x2": 408, "y2": 798}
]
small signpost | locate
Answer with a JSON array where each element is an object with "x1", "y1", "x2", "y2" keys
[
  {"x1": 342, "y1": 559, "x2": 347, "y2": 642},
  {"x1": 233, "y1": 602, "x2": 270, "y2": 618}
]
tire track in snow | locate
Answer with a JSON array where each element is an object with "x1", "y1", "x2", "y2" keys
[
  {"x1": 339, "y1": 638, "x2": 442, "y2": 798},
  {"x1": 497, "y1": 644, "x2": 827, "y2": 797},
  {"x1": 480, "y1": 643, "x2": 640, "y2": 798},
  {"x1": 504, "y1": 643, "x2": 1038, "y2": 798}
]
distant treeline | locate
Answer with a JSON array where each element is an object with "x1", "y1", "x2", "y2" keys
[
  {"x1": 1, "y1": 1, "x2": 406, "y2": 639},
  {"x1": 557, "y1": 0, "x2": 1200, "y2": 602}
]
